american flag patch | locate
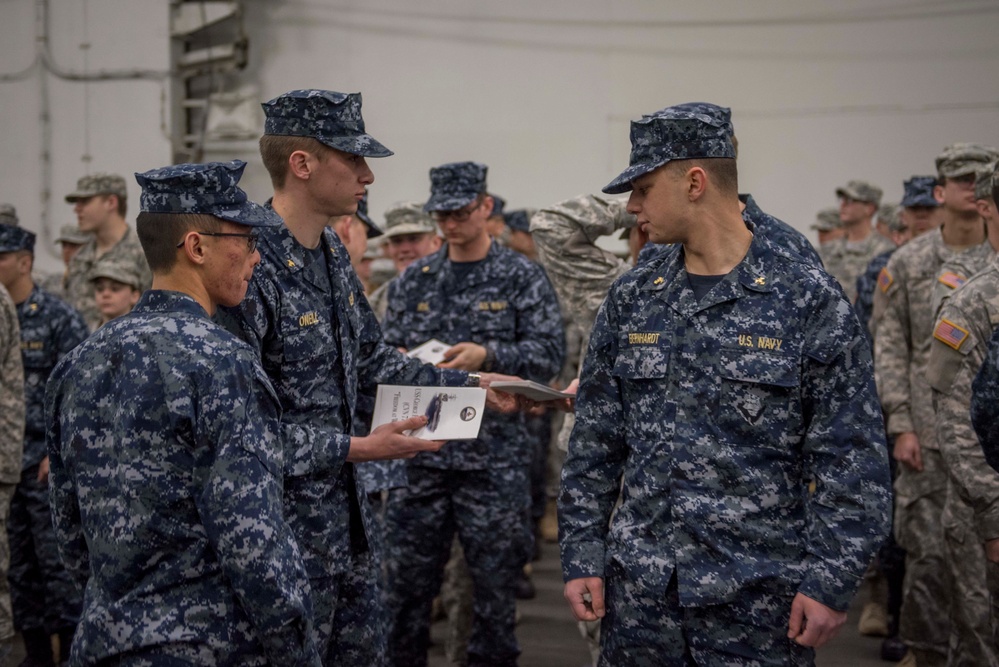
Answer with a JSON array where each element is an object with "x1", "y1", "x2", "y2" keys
[
  {"x1": 934, "y1": 318, "x2": 969, "y2": 351},
  {"x1": 938, "y1": 271, "x2": 966, "y2": 290},
  {"x1": 877, "y1": 267, "x2": 893, "y2": 293}
]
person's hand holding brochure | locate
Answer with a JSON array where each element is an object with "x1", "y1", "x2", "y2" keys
[{"x1": 371, "y1": 385, "x2": 487, "y2": 440}]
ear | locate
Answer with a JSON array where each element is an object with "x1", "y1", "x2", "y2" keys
[
  {"x1": 178, "y1": 231, "x2": 208, "y2": 266},
  {"x1": 976, "y1": 199, "x2": 990, "y2": 219},
  {"x1": 933, "y1": 184, "x2": 945, "y2": 205},
  {"x1": 481, "y1": 195, "x2": 494, "y2": 218},
  {"x1": 288, "y1": 150, "x2": 314, "y2": 181},
  {"x1": 687, "y1": 166, "x2": 707, "y2": 201}
]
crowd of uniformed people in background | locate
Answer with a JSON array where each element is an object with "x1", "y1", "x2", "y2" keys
[{"x1": 0, "y1": 89, "x2": 996, "y2": 667}]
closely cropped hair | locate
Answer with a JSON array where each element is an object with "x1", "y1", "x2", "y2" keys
[
  {"x1": 136, "y1": 212, "x2": 222, "y2": 272},
  {"x1": 259, "y1": 135, "x2": 333, "y2": 189},
  {"x1": 112, "y1": 193, "x2": 127, "y2": 218},
  {"x1": 667, "y1": 158, "x2": 739, "y2": 197}
]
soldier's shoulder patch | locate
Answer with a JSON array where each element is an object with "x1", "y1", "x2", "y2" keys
[
  {"x1": 937, "y1": 271, "x2": 967, "y2": 290},
  {"x1": 933, "y1": 317, "x2": 969, "y2": 351},
  {"x1": 877, "y1": 267, "x2": 893, "y2": 293}
]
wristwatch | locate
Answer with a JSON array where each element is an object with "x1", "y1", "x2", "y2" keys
[{"x1": 465, "y1": 373, "x2": 482, "y2": 388}]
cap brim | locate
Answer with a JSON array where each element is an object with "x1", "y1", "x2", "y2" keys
[
  {"x1": 319, "y1": 133, "x2": 394, "y2": 158},
  {"x1": 601, "y1": 159, "x2": 668, "y2": 195},
  {"x1": 384, "y1": 223, "x2": 437, "y2": 238},
  {"x1": 424, "y1": 193, "x2": 478, "y2": 212},
  {"x1": 64, "y1": 191, "x2": 95, "y2": 203},
  {"x1": 212, "y1": 200, "x2": 283, "y2": 228}
]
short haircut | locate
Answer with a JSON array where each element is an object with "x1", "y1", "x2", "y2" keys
[
  {"x1": 136, "y1": 212, "x2": 222, "y2": 272},
  {"x1": 259, "y1": 135, "x2": 333, "y2": 189},
  {"x1": 111, "y1": 193, "x2": 127, "y2": 218},
  {"x1": 665, "y1": 158, "x2": 739, "y2": 197}
]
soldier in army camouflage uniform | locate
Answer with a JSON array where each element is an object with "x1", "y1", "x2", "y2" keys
[
  {"x1": 873, "y1": 142, "x2": 998, "y2": 666},
  {"x1": 46, "y1": 160, "x2": 322, "y2": 666},
  {"x1": 926, "y1": 164, "x2": 999, "y2": 667},
  {"x1": 0, "y1": 222, "x2": 88, "y2": 667},
  {"x1": 367, "y1": 202, "x2": 441, "y2": 323},
  {"x1": 217, "y1": 90, "x2": 514, "y2": 666},
  {"x1": 381, "y1": 161, "x2": 564, "y2": 667},
  {"x1": 820, "y1": 180, "x2": 895, "y2": 302},
  {"x1": 63, "y1": 173, "x2": 152, "y2": 331},
  {"x1": 0, "y1": 283, "x2": 24, "y2": 664},
  {"x1": 811, "y1": 207, "x2": 844, "y2": 247},
  {"x1": 855, "y1": 201, "x2": 909, "y2": 342},
  {"x1": 35, "y1": 224, "x2": 95, "y2": 299},
  {"x1": 559, "y1": 104, "x2": 891, "y2": 666}
]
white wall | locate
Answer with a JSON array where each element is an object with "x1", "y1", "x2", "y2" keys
[{"x1": 3, "y1": 0, "x2": 998, "y2": 271}]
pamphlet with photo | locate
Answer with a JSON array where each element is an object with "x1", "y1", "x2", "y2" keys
[{"x1": 371, "y1": 385, "x2": 486, "y2": 440}]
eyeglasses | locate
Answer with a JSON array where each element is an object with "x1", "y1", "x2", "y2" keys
[
  {"x1": 177, "y1": 231, "x2": 258, "y2": 253},
  {"x1": 432, "y1": 198, "x2": 483, "y2": 223}
]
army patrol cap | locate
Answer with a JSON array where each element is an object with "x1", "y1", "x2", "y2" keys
[
  {"x1": 878, "y1": 204, "x2": 904, "y2": 232},
  {"x1": 65, "y1": 173, "x2": 128, "y2": 203},
  {"x1": 89, "y1": 259, "x2": 143, "y2": 290},
  {"x1": 384, "y1": 201, "x2": 437, "y2": 238},
  {"x1": 811, "y1": 207, "x2": 842, "y2": 232},
  {"x1": 0, "y1": 224, "x2": 35, "y2": 253},
  {"x1": 602, "y1": 103, "x2": 736, "y2": 195},
  {"x1": 54, "y1": 224, "x2": 93, "y2": 245},
  {"x1": 355, "y1": 191, "x2": 383, "y2": 238},
  {"x1": 935, "y1": 143, "x2": 999, "y2": 179},
  {"x1": 900, "y1": 176, "x2": 939, "y2": 208},
  {"x1": 504, "y1": 210, "x2": 532, "y2": 233},
  {"x1": 262, "y1": 89, "x2": 393, "y2": 158},
  {"x1": 835, "y1": 180, "x2": 882, "y2": 206},
  {"x1": 0, "y1": 204, "x2": 18, "y2": 227},
  {"x1": 135, "y1": 160, "x2": 280, "y2": 228},
  {"x1": 425, "y1": 162, "x2": 489, "y2": 212},
  {"x1": 975, "y1": 165, "x2": 996, "y2": 201}
]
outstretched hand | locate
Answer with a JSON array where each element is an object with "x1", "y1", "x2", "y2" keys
[{"x1": 347, "y1": 416, "x2": 445, "y2": 462}]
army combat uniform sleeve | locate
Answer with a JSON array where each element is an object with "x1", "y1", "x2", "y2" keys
[
  {"x1": 874, "y1": 253, "x2": 915, "y2": 435},
  {"x1": 0, "y1": 286, "x2": 24, "y2": 485},
  {"x1": 930, "y1": 295, "x2": 999, "y2": 540}
]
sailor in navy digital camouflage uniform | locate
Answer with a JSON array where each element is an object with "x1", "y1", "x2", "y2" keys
[
  {"x1": 381, "y1": 162, "x2": 564, "y2": 666},
  {"x1": 0, "y1": 221, "x2": 88, "y2": 667},
  {"x1": 44, "y1": 161, "x2": 322, "y2": 666},
  {"x1": 216, "y1": 91, "x2": 515, "y2": 666},
  {"x1": 558, "y1": 104, "x2": 892, "y2": 666}
]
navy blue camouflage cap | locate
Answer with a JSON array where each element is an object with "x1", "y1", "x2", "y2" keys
[
  {"x1": 900, "y1": 176, "x2": 939, "y2": 208},
  {"x1": 355, "y1": 190, "x2": 383, "y2": 238},
  {"x1": 135, "y1": 160, "x2": 280, "y2": 228},
  {"x1": 424, "y1": 162, "x2": 488, "y2": 212},
  {"x1": 262, "y1": 89, "x2": 393, "y2": 158},
  {"x1": 503, "y1": 210, "x2": 531, "y2": 233},
  {"x1": 490, "y1": 194, "x2": 506, "y2": 218},
  {"x1": 0, "y1": 224, "x2": 35, "y2": 253},
  {"x1": 602, "y1": 104, "x2": 736, "y2": 195}
]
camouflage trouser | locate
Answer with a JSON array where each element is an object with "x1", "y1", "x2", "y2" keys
[
  {"x1": 601, "y1": 566, "x2": 813, "y2": 666},
  {"x1": 386, "y1": 465, "x2": 531, "y2": 667},
  {"x1": 0, "y1": 483, "x2": 14, "y2": 642},
  {"x1": 441, "y1": 537, "x2": 473, "y2": 665},
  {"x1": 312, "y1": 549, "x2": 387, "y2": 667},
  {"x1": 894, "y1": 449, "x2": 949, "y2": 664},
  {"x1": 942, "y1": 478, "x2": 998, "y2": 666},
  {"x1": 8, "y1": 464, "x2": 81, "y2": 633}
]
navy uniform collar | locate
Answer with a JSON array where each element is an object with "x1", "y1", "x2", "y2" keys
[
  {"x1": 640, "y1": 216, "x2": 774, "y2": 316},
  {"x1": 417, "y1": 238, "x2": 502, "y2": 277},
  {"x1": 134, "y1": 290, "x2": 211, "y2": 319}
]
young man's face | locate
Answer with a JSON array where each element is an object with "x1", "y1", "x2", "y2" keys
[
  {"x1": 309, "y1": 148, "x2": 375, "y2": 219},
  {"x1": 202, "y1": 221, "x2": 262, "y2": 308},
  {"x1": 838, "y1": 198, "x2": 874, "y2": 226},
  {"x1": 899, "y1": 206, "x2": 940, "y2": 238},
  {"x1": 330, "y1": 215, "x2": 369, "y2": 269},
  {"x1": 0, "y1": 251, "x2": 29, "y2": 290},
  {"x1": 93, "y1": 278, "x2": 139, "y2": 321},
  {"x1": 936, "y1": 173, "x2": 979, "y2": 215},
  {"x1": 74, "y1": 195, "x2": 116, "y2": 232},
  {"x1": 626, "y1": 166, "x2": 687, "y2": 245},
  {"x1": 434, "y1": 195, "x2": 492, "y2": 251},
  {"x1": 386, "y1": 232, "x2": 441, "y2": 272},
  {"x1": 60, "y1": 242, "x2": 84, "y2": 267}
]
